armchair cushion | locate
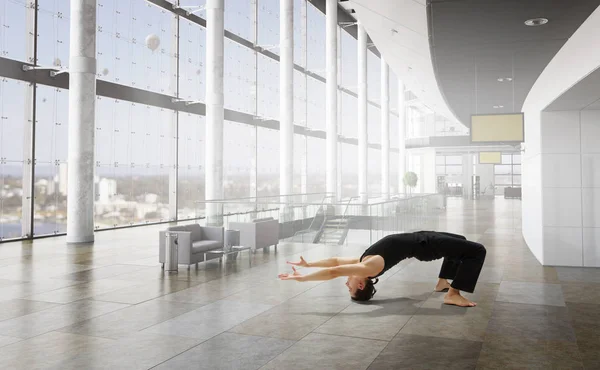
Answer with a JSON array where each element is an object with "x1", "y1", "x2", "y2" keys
[{"x1": 192, "y1": 240, "x2": 222, "y2": 254}]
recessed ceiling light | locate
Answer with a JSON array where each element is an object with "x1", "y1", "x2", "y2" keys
[
  {"x1": 525, "y1": 18, "x2": 548, "y2": 26},
  {"x1": 492, "y1": 105, "x2": 504, "y2": 109},
  {"x1": 497, "y1": 78, "x2": 504, "y2": 82},
  {"x1": 497, "y1": 77, "x2": 514, "y2": 82}
]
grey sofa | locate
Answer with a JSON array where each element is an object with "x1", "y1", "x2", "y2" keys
[
  {"x1": 159, "y1": 224, "x2": 224, "y2": 268},
  {"x1": 229, "y1": 217, "x2": 279, "y2": 253}
]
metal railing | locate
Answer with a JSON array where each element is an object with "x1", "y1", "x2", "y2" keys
[{"x1": 193, "y1": 193, "x2": 444, "y2": 246}]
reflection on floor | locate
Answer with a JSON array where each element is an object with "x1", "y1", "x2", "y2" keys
[{"x1": 0, "y1": 198, "x2": 598, "y2": 369}]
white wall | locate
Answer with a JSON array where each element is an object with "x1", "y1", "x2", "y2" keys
[
  {"x1": 521, "y1": 6, "x2": 600, "y2": 265},
  {"x1": 536, "y1": 110, "x2": 600, "y2": 267}
]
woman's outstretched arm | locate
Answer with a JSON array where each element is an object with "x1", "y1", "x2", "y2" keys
[
  {"x1": 278, "y1": 263, "x2": 374, "y2": 282},
  {"x1": 286, "y1": 256, "x2": 359, "y2": 268}
]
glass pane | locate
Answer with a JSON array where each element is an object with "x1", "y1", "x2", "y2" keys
[
  {"x1": 368, "y1": 105, "x2": 381, "y2": 145},
  {"x1": 494, "y1": 164, "x2": 512, "y2": 175},
  {"x1": 178, "y1": 113, "x2": 205, "y2": 220},
  {"x1": 494, "y1": 175, "x2": 512, "y2": 185},
  {"x1": 179, "y1": 19, "x2": 206, "y2": 102},
  {"x1": 0, "y1": 0, "x2": 31, "y2": 62},
  {"x1": 258, "y1": 0, "x2": 279, "y2": 55},
  {"x1": 436, "y1": 156, "x2": 445, "y2": 165},
  {"x1": 368, "y1": 147, "x2": 381, "y2": 196},
  {"x1": 513, "y1": 175, "x2": 521, "y2": 185},
  {"x1": 257, "y1": 127, "x2": 279, "y2": 197},
  {"x1": 38, "y1": 0, "x2": 70, "y2": 69},
  {"x1": 306, "y1": 3, "x2": 325, "y2": 74},
  {"x1": 257, "y1": 54, "x2": 279, "y2": 120},
  {"x1": 96, "y1": 0, "x2": 177, "y2": 94},
  {"x1": 340, "y1": 29, "x2": 357, "y2": 93},
  {"x1": 307, "y1": 136, "x2": 325, "y2": 194},
  {"x1": 307, "y1": 77, "x2": 325, "y2": 130},
  {"x1": 501, "y1": 154, "x2": 512, "y2": 164},
  {"x1": 436, "y1": 165, "x2": 446, "y2": 175},
  {"x1": 446, "y1": 165, "x2": 462, "y2": 175},
  {"x1": 34, "y1": 85, "x2": 69, "y2": 236},
  {"x1": 224, "y1": 121, "x2": 255, "y2": 199},
  {"x1": 367, "y1": 51, "x2": 380, "y2": 103},
  {"x1": 340, "y1": 92, "x2": 357, "y2": 137},
  {"x1": 513, "y1": 154, "x2": 522, "y2": 164},
  {"x1": 513, "y1": 165, "x2": 521, "y2": 174},
  {"x1": 340, "y1": 143, "x2": 358, "y2": 198},
  {"x1": 224, "y1": 38, "x2": 256, "y2": 114},
  {"x1": 225, "y1": 0, "x2": 253, "y2": 39},
  {"x1": 0, "y1": 78, "x2": 27, "y2": 240},
  {"x1": 445, "y1": 155, "x2": 462, "y2": 165}
]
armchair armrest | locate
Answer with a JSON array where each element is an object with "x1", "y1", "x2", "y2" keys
[{"x1": 201, "y1": 226, "x2": 224, "y2": 242}]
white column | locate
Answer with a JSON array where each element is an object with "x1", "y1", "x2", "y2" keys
[
  {"x1": 325, "y1": 0, "x2": 337, "y2": 200},
  {"x1": 357, "y1": 22, "x2": 368, "y2": 203},
  {"x1": 280, "y1": 0, "x2": 293, "y2": 203},
  {"x1": 397, "y1": 78, "x2": 406, "y2": 194},
  {"x1": 381, "y1": 59, "x2": 390, "y2": 199},
  {"x1": 205, "y1": 0, "x2": 224, "y2": 225},
  {"x1": 67, "y1": 0, "x2": 97, "y2": 244},
  {"x1": 336, "y1": 25, "x2": 342, "y2": 201}
]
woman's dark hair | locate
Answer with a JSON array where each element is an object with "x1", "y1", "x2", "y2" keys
[{"x1": 351, "y1": 278, "x2": 379, "y2": 302}]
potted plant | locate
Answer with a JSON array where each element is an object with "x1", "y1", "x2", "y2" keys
[{"x1": 403, "y1": 171, "x2": 418, "y2": 195}]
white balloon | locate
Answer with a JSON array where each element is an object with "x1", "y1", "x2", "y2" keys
[{"x1": 145, "y1": 34, "x2": 160, "y2": 51}]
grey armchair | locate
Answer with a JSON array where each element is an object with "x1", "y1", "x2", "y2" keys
[
  {"x1": 229, "y1": 217, "x2": 279, "y2": 253},
  {"x1": 159, "y1": 224, "x2": 224, "y2": 268}
]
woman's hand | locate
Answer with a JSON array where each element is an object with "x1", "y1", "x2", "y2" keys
[
  {"x1": 278, "y1": 266, "x2": 304, "y2": 281},
  {"x1": 286, "y1": 256, "x2": 309, "y2": 267}
]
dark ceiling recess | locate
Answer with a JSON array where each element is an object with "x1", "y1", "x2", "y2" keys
[{"x1": 428, "y1": 0, "x2": 600, "y2": 127}]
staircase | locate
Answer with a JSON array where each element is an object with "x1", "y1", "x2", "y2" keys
[{"x1": 315, "y1": 218, "x2": 350, "y2": 245}]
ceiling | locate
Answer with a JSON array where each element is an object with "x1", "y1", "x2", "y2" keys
[
  {"x1": 428, "y1": 0, "x2": 600, "y2": 126},
  {"x1": 338, "y1": 0, "x2": 462, "y2": 124}
]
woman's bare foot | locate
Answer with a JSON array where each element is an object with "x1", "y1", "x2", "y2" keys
[
  {"x1": 434, "y1": 278, "x2": 451, "y2": 292},
  {"x1": 443, "y1": 288, "x2": 477, "y2": 307}
]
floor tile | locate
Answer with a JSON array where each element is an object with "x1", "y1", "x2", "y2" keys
[
  {"x1": 0, "y1": 331, "x2": 113, "y2": 369},
  {"x1": 23, "y1": 279, "x2": 138, "y2": 304},
  {"x1": 557, "y1": 267, "x2": 600, "y2": 283},
  {"x1": 496, "y1": 281, "x2": 565, "y2": 306},
  {"x1": 0, "y1": 335, "x2": 21, "y2": 348},
  {"x1": 0, "y1": 299, "x2": 59, "y2": 322},
  {"x1": 143, "y1": 299, "x2": 273, "y2": 340},
  {"x1": 53, "y1": 264, "x2": 149, "y2": 282},
  {"x1": 58, "y1": 299, "x2": 203, "y2": 339},
  {"x1": 367, "y1": 334, "x2": 482, "y2": 370},
  {"x1": 153, "y1": 332, "x2": 295, "y2": 370},
  {"x1": 476, "y1": 333, "x2": 583, "y2": 370},
  {"x1": 486, "y1": 302, "x2": 576, "y2": 342},
  {"x1": 502, "y1": 265, "x2": 560, "y2": 283},
  {"x1": 0, "y1": 279, "x2": 83, "y2": 302},
  {"x1": 0, "y1": 300, "x2": 129, "y2": 339},
  {"x1": 314, "y1": 296, "x2": 422, "y2": 341},
  {"x1": 91, "y1": 279, "x2": 202, "y2": 304},
  {"x1": 561, "y1": 282, "x2": 600, "y2": 304},
  {"x1": 260, "y1": 333, "x2": 387, "y2": 370},
  {"x1": 48, "y1": 332, "x2": 201, "y2": 370}
]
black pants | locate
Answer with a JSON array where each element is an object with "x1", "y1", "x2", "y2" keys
[{"x1": 431, "y1": 232, "x2": 486, "y2": 293}]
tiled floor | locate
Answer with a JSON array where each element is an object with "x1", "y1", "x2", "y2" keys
[{"x1": 0, "y1": 198, "x2": 598, "y2": 369}]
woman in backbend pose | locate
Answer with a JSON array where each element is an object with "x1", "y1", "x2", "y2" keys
[{"x1": 279, "y1": 231, "x2": 486, "y2": 307}]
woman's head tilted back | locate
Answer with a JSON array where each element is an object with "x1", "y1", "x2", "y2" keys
[{"x1": 346, "y1": 276, "x2": 378, "y2": 302}]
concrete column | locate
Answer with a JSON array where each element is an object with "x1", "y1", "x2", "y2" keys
[
  {"x1": 336, "y1": 25, "x2": 342, "y2": 201},
  {"x1": 205, "y1": 0, "x2": 224, "y2": 225},
  {"x1": 357, "y1": 22, "x2": 368, "y2": 203},
  {"x1": 67, "y1": 0, "x2": 97, "y2": 244},
  {"x1": 325, "y1": 0, "x2": 337, "y2": 200},
  {"x1": 398, "y1": 78, "x2": 406, "y2": 193},
  {"x1": 280, "y1": 0, "x2": 293, "y2": 203},
  {"x1": 279, "y1": 0, "x2": 294, "y2": 223},
  {"x1": 300, "y1": 0, "x2": 308, "y2": 203},
  {"x1": 381, "y1": 59, "x2": 390, "y2": 199}
]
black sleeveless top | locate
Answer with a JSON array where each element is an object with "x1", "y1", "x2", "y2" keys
[{"x1": 360, "y1": 231, "x2": 438, "y2": 278}]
